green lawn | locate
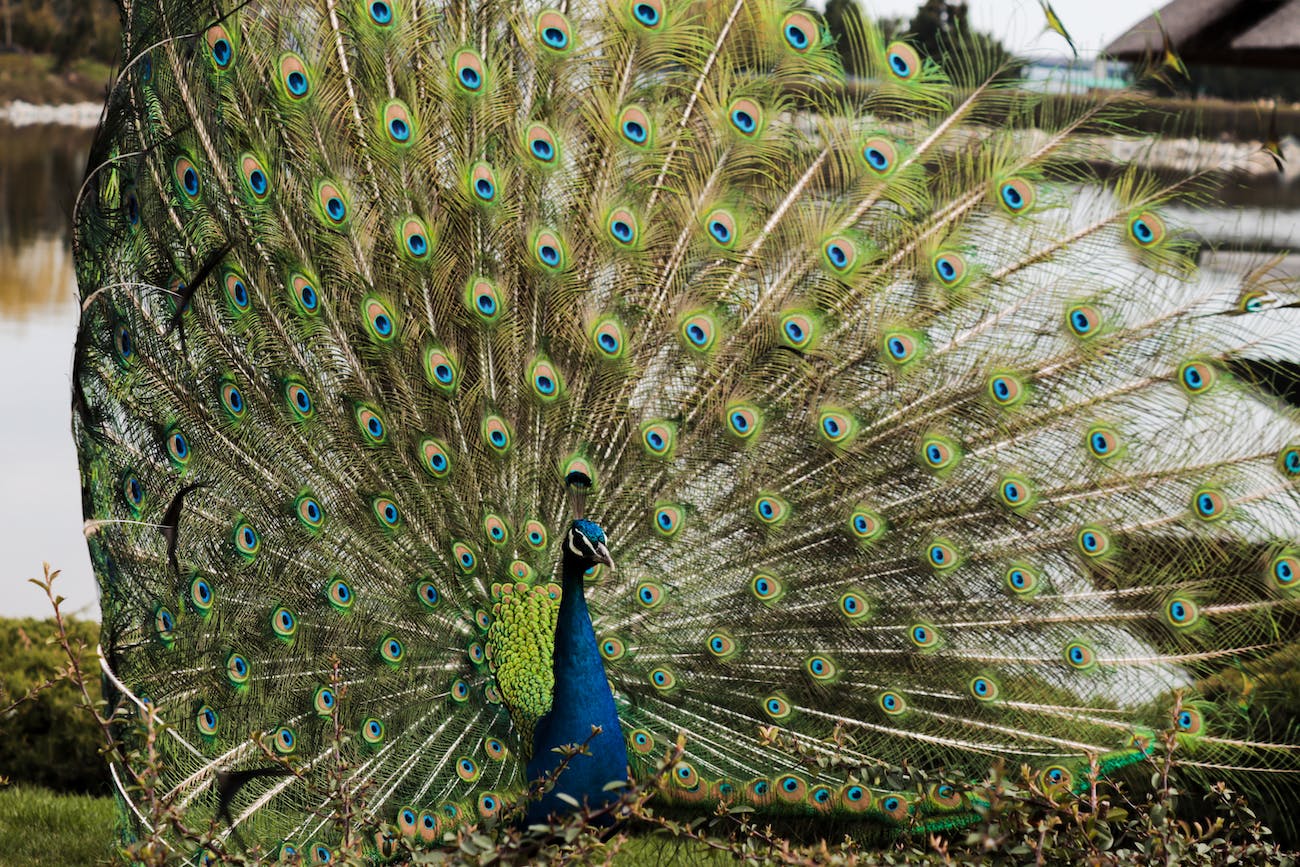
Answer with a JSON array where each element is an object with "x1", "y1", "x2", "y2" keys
[
  {"x1": 0, "y1": 786, "x2": 729, "y2": 866},
  {"x1": 0, "y1": 786, "x2": 117, "y2": 867}
]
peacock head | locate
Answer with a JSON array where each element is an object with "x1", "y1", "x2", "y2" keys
[{"x1": 565, "y1": 519, "x2": 615, "y2": 573}]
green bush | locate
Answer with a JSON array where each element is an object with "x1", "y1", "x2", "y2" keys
[{"x1": 0, "y1": 617, "x2": 111, "y2": 796}]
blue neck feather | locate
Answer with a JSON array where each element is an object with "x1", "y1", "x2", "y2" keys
[{"x1": 523, "y1": 551, "x2": 628, "y2": 823}]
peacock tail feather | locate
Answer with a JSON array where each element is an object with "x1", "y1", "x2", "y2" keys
[{"x1": 73, "y1": 0, "x2": 1300, "y2": 856}]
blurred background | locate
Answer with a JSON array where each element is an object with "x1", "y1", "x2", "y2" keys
[{"x1": 0, "y1": 0, "x2": 1296, "y2": 847}]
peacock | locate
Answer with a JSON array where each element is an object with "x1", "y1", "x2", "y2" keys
[{"x1": 71, "y1": 0, "x2": 1300, "y2": 859}]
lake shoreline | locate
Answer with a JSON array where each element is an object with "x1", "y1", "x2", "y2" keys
[{"x1": 0, "y1": 100, "x2": 102, "y2": 129}]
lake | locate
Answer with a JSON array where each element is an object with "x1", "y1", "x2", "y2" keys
[{"x1": 0, "y1": 119, "x2": 1294, "y2": 622}]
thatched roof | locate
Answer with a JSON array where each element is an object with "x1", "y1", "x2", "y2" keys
[{"x1": 1106, "y1": 0, "x2": 1300, "y2": 68}]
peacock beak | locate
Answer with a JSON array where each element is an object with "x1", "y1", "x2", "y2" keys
[{"x1": 594, "y1": 542, "x2": 615, "y2": 573}]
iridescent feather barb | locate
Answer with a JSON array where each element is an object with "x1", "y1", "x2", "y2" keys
[{"x1": 73, "y1": 0, "x2": 1300, "y2": 857}]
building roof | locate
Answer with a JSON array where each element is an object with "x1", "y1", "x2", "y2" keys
[{"x1": 1106, "y1": 0, "x2": 1300, "y2": 68}]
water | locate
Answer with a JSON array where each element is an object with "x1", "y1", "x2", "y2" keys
[
  {"x1": 0, "y1": 122, "x2": 97, "y2": 620},
  {"x1": 0, "y1": 121, "x2": 1294, "y2": 622}
]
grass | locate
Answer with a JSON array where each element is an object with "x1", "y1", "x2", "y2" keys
[
  {"x1": 0, "y1": 786, "x2": 732, "y2": 866},
  {"x1": 0, "y1": 786, "x2": 117, "y2": 867},
  {"x1": 0, "y1": 53, "x2": 113, "y2": 105}
]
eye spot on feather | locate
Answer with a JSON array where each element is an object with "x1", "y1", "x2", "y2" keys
[
  {"x1": 477, "y1": 793, "x2": 502, "y2": 819},
  {"x1": 805, "y1": 654, "x2": 837, "y2": 681},
  {"x1": 630, "y1": 729, "x2": 655, "y2": 754},
  {"x1": 452, "y1": 49, "x2": 486, "y2": 92},
  {"x1": 361, "y1": 718, "x2": 385, "y2": 745},
  {"x1": 1128, "y1": 211, "x2": 1165, "y2": 247},
  {"x1": 189, "y1": 576, "x2": 213, "y2": 614},
  {"x1": 417, "y1": 437, "x2": 452, "y2": 479},
  {"x1": 524, "y1": 520, "x2": 548, "y2": 550},
  {"x1": 313, "y1": 685, "x2": 337, "y2": 716},
  {"x1": 533, "y1": 230, "x2": 567, "y2": 270},
  {"x1": 998, "y1": 178, "x2": 1034, "y2": 213},
  {"x1": 987, "y1": 373, "x2": 1026, "y2": 407},
  {"x1": 781, "y1": 11, "x2": 817, "y2": 52},
  {"x1": 1004, "y1": 563, "x2": 1041, "y2": 596},
  {"x1": 779, "y1": 310, "x2": 817, "y2": 349},
  {"x1": 423, "y1": 346, "x2": 458, "y2": 392},
  {"x1": 237, "y1": 153, "x2": 271, "y2": 202},
  {"x1": 452, "y1": 542, "x2": 477, "y2": 574},
  {"x1": 919, "y1": 434, "x2": 960, "y2": 472},
  {"x1": 219, "y1": 379, "x2": 246, "y2": 420},
  {"x1": 278, "y1": 53, "x2": 311, "y2": 99},
  {"x1": 653, "y1": 504, "x2": 682, "y2": 537},
  {"x1": 592, "y1": 318, "x2": 625, "y2": 359},
  {"x1": 153, "y1": 606, "x2": 176, "y2": 645},
  {"x1": 377, "y1": 635, "x2": 405, "y2": 664},
  {"x1": 706, "y1": 631, "x2": 737, "y2": 658},
  {"x1": 296, "y1": 494, "x2": 325, "y2": 531},
  {"x1": 600, "y1": 636, "x2": 627, "y2": 661},
  {"x1": 289, "y1": 273, "x2": 319, "y2": 315},
  {"x1": 1067, "y1": 304, "x2": 1100, "y2": 338},
  {"x1": 1192, "y1": 488, "x2": 1227, "y2": 521},
  {"x1": 777, "y1": 774, "x2": 806, "y2": 802},
  {"x1": 1164, "y1": 597, "x2": 1200, "y2": 629},
  {"x1": 1174, "y1": 706, "x2": 1203, "y2": 735},
  {"x1": 536, "y1": 11, "x2": 572, "y2": 50},
  {"x1": 753, "y1": 493, "x2": 790, "y2": 526},
  {"x1": 223, "y1": 269, "x2": 251, "y2": 313},
  {"x1": 909, "y1": 623, "x2": 939, "y2": 649},
  {"x1": 272, "y1": 726, "x2": 297, "y2": 753},
  {"x1": 1278, "y1": 445, "x2": 1300, "y2": 479},
  {"x1": 932, "y1": 251, "x2": 968, "y2": 287},
  {"x1": 606, "y1": 207, "x2": 640, "y2": 246},
  {"x1": 232, "y1": 520, "x2": 260, "y2": 559},
  {"x1": 728, "y1": 98, "x2": 763, "y2": 137},
  {"x1": 467, "y1": 642, "x2": 485, "y2": 665},
  {"x1": 467, "y1": 163, "x2": 497, "y2": 203},
  {"x1": 725, "y1": 403, "x2": 761, "y2": 440},
  {"x1": 679, "y1": 311, "x2": 719, "y2": 351},
  {"x1": 1064, "y1": 641, "x2": 1096, "y2": 670},
  {"x1": 704, "y1": 208, "x2": 737, "y2": 248},
  {"x1": 838, "y1": 589, "x2": 871, "y2": 621},
  {"x1": 356, "y1": 405, "x2": 387, "y2": 445},
  {"x1": 649, "y1": 667, "x2": 676, "y2": 691},
  {"x1": 635, "y1": 581, "x2": 664, "y2": 609},
  {"x1": 630, "y1": 0, "x2": 663, "y2": 28},
  {"x1": 326, "y1": 577, "x2": 352, "y2": 610},
  {"x1": 315, "y1": 181, "x2": 350, "y2": 227},
  {"x1": 122, "y1": 472, "x2": 145, "y2": 514},
  {"x1": 640, "y1": 420, "x2": 676, "y2": 457},
  {"x1": 524, "y1": 122, "x2": 559, "y2": 164},
  {"x1": 885, "y1": 42, "x2": 921, "y2": 80},
  {"x1": 193, "y1": 704, "x2": 218, "y2": 737},
  {"x1": 1271, "y1": 552, "x2": 1299, "y2": 592},
  {"x1": 416, "y1": 581, "x2": 441, "y2": 609},
  {"x1": 226, "y1": 652, "x2": 249, "y2": 685},
  {"x1": 968, "y1": 676, "x2": 998, "y2": 701},
  {"x1": 618, "y1": 105, "x2": 652, "y2": 147},
  {"x1": 373, "y1": 497, "x2": 401, "y2": 529},
  {"x1": 847, "y1": 508, "x2": 884, "y2": 544},
  {"x1": 762, "y1": 693, "x2": 792, "y2": 720},
  {"x1": 529, "y1": 357, "x2": 563, "y2": 401},
  {"x1": 1076, "y1": 526, "x2": 1111, "y2": 559},
  {"x1": 842, "y1": 784, "x2": 871, "y2": 811},
  {"x1": 821, "y1": 236, "x2": 858, "y2": 273},
  {"x1": 382, "y1": 100, "x2": 414, "y2": 145},
  {"x1": 482, "y1": 415, "x2": 512, "y2": 454},
  {"x1": 1086, "y1": 425, "x2": 1120, "y2": 460},
  {"x1": 398, "y1": 217, "x2": 432, "y2": 260},
  {"x1": 1177, "y1": 360, "x2": 1214, "y2": 394},
  {"x1": 271, "y1": 607, "x2": 297, "y2": 639},
  {"x1": 368, "y1": 1, "x2": 393, "y2": 25},
  {"x1": 750, "y1": 573, "x2": 784, "y2": 604},
  {"x1": 882, "y1": 330, "x2": 922, "y2": 366},
  {"x1": 170, "y1": 156, "x2": 201, "y2": 203},
  {"x1": 878, "y1": 691, "x2": 906, "y2": 715},
  {"x1": 206, "y1": 26, "x2": 234, "y2": 70},
  {"x1": 861, "y1": 136, "x2": 897, "y2": 175},
  {"x1": 926, "y1": 539, "x2": 960, "y2": 571}
]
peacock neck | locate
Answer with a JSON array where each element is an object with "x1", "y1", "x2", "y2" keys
[{"x1": 523, "y1": 553, "x2": 628, "y2": 823}]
